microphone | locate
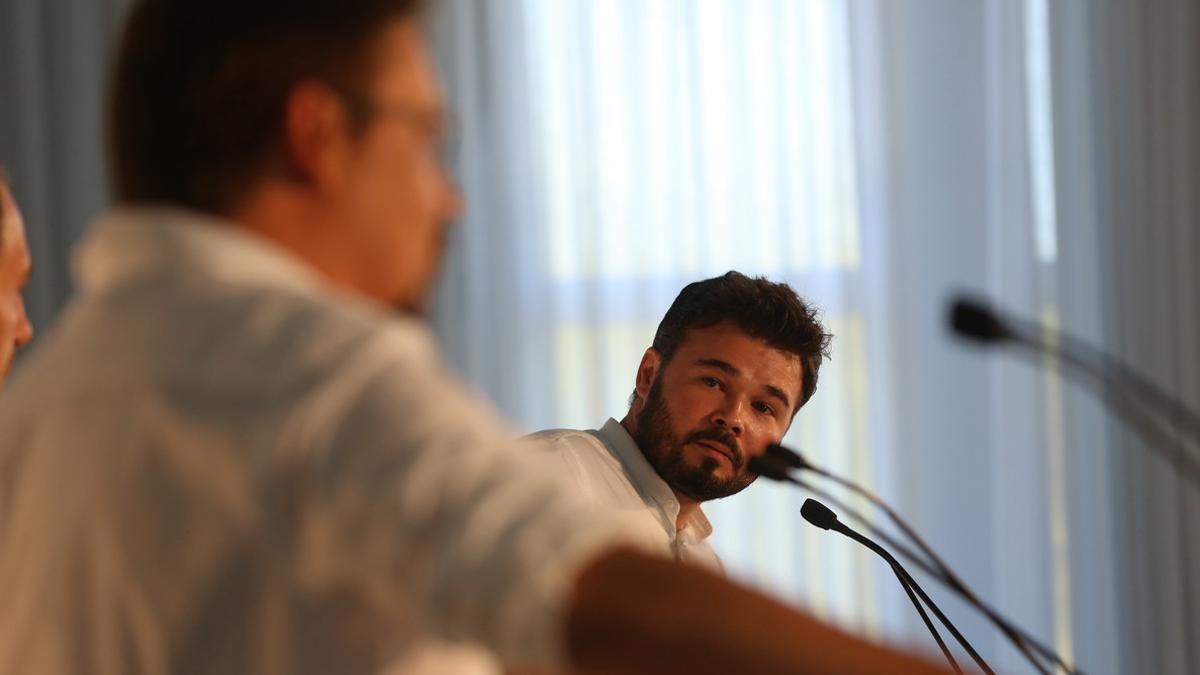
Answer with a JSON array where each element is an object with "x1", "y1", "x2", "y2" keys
[
  {"x1": 798, "y1": 496, "x2": 838, "y2": 529},
  {"x1": 755, "y1": 448, "x2": 1072, "y2": 674},
  {"x1": 947, "y1": 295, "x2": 1200, "y2": 486},
  {"x1": 801, "y1": 498, "x2": 983, "y2": 675},
  {"x1": 949, "y1": 297, "x2": 1013, "y2": 344}
]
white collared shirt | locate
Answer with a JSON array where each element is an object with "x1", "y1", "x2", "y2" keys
[
  {"x1": 527, "y1": 418, "x2": 723, "y2": 574},
  {"x1": 0, "y1": 207, "x2": 639, "y2": 675}
]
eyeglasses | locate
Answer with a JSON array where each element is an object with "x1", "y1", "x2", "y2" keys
[{"x1": 333, "y1": 85, "x2": 462, "y2": 176}]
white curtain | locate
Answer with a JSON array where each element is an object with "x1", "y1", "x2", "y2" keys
[{"x1": 431, "y1": 1, "x2": 1199, "y2": 674}]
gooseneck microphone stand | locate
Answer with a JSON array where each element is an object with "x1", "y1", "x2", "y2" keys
[
  {"x1": 800, "y1": 498, "x2": 966, "y2": 674},
  {"x1": 750, "y1": 452, "x2": 1073, "y2": 675},
  {"x1": 763, "y1": 444, "x2": 1073, "y2": 674},
  {"x1": 949, "y1": 297, "x2": 1200, "y2": 486}
]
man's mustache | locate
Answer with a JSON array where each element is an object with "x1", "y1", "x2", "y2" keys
[{"x1": 684, "y1": 428, "x2": 744, "y2": 468}]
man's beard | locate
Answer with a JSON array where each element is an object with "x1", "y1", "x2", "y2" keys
[{"x1": 632, "y1": 376, "x2": 758, "y2": 503}]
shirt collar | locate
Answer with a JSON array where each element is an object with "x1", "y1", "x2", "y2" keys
[
  {"x1": 73, "y1": 206, "x2": 326, "y2": 297},
  {"x1": 594, "y1": 418, "x2": 713, "y2": 542}
]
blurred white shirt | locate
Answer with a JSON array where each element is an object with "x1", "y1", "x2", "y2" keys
[
  {"x1": 0, "y1": 207, "x2": 638, "y2": 675},
  {"x1": 528, "y1": 419, "x2": 723, "y2": 574}
]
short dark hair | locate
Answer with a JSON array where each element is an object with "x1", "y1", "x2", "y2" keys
[
  {"x1": 648, "y1": 271, "x2": 832, "y2": 412},
  {"x1": 108, "y1": 0, "x2": 428, "y2": 213}
]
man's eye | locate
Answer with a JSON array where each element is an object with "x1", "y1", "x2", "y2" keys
[
  {"x1": 754, "y1": 402, "x2": 775, "y2": 415},
  {"x1": 701, "y1": 377, "x2": 720, "y2": 388}
]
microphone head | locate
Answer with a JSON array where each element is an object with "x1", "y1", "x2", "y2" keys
[
  {"x1": 949, "y1": 296, "x2": 1012, "y2": 343},
  {"x1": 748, "y1": 454, "x2": 792, "y2": 482},
  {"x1": 800, "y1": 498, "x2": 840, "y2": 531},
  {"x1": 766, "y1": 443, "x2": 811, "y2": 471}
]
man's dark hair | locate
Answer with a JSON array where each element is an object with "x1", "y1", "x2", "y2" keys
[
  {"x1": 108, "y1": 0, "x2": 428, "y2": 214},
  {"x1": 648, "y1": 271, "x2": 833, "y2": 412}
]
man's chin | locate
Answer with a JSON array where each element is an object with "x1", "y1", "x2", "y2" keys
[
  {"x1": 695, "y1": 464, "x2": 737, "y2": 484},
  {"x1": 393, "y1": 298, "x2": 427, "y2": 316},
  {"x1": 675, "y1": 460, "x2": 736, "y2": 489},
  {"x1": 680, "y1": 454, "x2": 761, "y2": 498},
  {"x1": 389, "y1": 283, "x2": 433, "y2": 316},
  {"x1": 391, "y1": 266, "x2": 443, "y2": 316}
]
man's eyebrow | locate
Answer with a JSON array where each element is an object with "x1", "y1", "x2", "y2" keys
[
  {"x1": 764, "y1": 384, "x2": 792, "y2": 412},
  {"x1": 695, "y1": 358, "x2": 739, "y2": 375}
]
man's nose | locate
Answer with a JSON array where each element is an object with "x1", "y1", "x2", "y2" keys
[{"x1": 711, "y1": 397, "x2": 746, "y2": 435}]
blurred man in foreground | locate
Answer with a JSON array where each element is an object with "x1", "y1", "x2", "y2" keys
[
  {"x1": 530, "y1": 272, "x2": 830, "y2": 573},
  {"x1": 0, "y1": 175, "x2": 34, "y2": 386},
  {"x1": 0, "y1": 1, "x2": 945, "y2": 673}
]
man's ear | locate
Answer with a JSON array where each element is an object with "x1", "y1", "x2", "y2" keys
[
  {"x1": 278, "y1": 80, "x2": 353, "y2": 191},
  {"x1": 634, "y1": 348, "x2": 663, "y2": 402}
]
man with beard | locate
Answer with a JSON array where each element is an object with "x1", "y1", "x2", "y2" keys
[
  {"x1": 530, "y1": 272, "x2": 830, "y2": 570},
  {"x1": 0, "y1": 174, "x2": 35, "y2": 387}
]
